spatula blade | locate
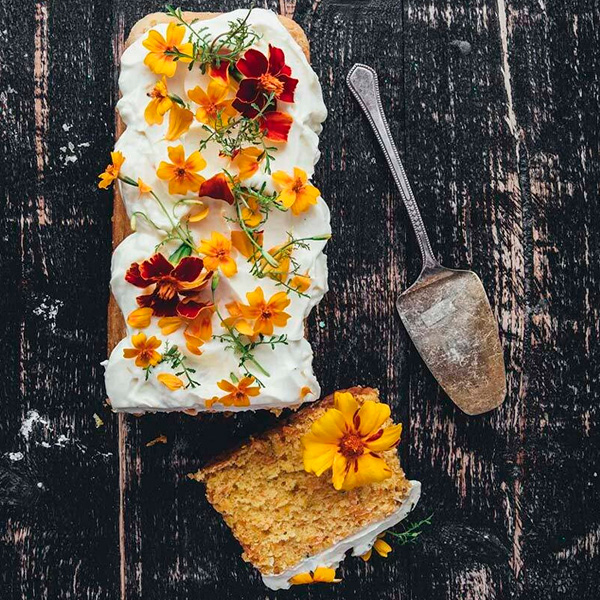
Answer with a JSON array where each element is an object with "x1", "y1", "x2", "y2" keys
[{"x1": 397, "y1": 267, "x2": 506, "y2": 415}]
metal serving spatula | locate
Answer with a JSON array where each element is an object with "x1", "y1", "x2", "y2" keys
[{"x1": 347, "y1": 64, "x2": 506, "y2": 415}]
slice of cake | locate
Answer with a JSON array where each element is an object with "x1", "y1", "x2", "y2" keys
[{"x1": 190, "y1": 387, "x2": 421, "y2": 589}]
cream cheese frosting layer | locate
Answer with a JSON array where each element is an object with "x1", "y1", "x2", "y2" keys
[
  {"x1": 261, "y1": 481, "x2": 422, "y2": 590},
  {"x1": 105, "y1": 9, "x2": 329, "y2": 412}
]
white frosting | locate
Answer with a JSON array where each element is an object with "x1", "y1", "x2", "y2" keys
[
  {"x1": 105, "y1": 9, "x2": 329, "y2": 412},
  {"x1": 261, "y1": 480, "x2": 422, "y2": 590}
]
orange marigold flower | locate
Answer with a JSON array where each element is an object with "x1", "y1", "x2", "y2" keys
[
  {"x1": 301, "y1": 391, "x2": 402, "y2": 491},
  {"x1": 156, "y1": 145, "x2": 206, "y2": 195},
  {"x1": 165, "y1": 103, "x2": 194, "y2": 141},
  {"x1": 272, "y1": 167, "x2": 320, "y2": 215},
  {"x1": 188, "y1": 79, "x2": 236, "y2": 128},
  {"x1": 289, "y1": 567, "x2": 341, "y2": 585},
  {"x1": 241, "y1": 196, "x2": 262, "y2": 228},
  {"x1": 145, "y1": 77, "x2": 173, "y2": 125},
  {"x1": 216, "y1": 376, "x2": 260, "y2": 407},
  {"x1": 127, "y1": 307, "x2": 153, "y2": 329},
  {"x1": 235, "y1": 287, "x2": 291, "y2": 336},
  {"x1": 158, "y1": 305, "x2": 215, "y2": 356},
  {"x1": 143, "y1": 23, "x2": 193, "y2": 77},
  {"x1": 157, "y1": 373, "x2": 185, "y2": 390},
  {"x1": 259, "y1": 110, "x2": 293, "y2": 142},
  {"x1": 123, "y1": 333, "x2": 162, "y2": 368},
  {"x1": 233, "y1": 146, "x2": 263, "y2": 180},
  {"x1": 230, "y1": 230, "x2": 263, "y2": 259},
  {"x1": 198, "y1": 231, "x2": 237, "y2": 277},
  {"x1": 137, "y1": 178, "x2": 153, "y2": 194},
  {"x1": 289, "y1": 272, "x2": 311, "y2": 293},
  {"x1": 360, "y1": 534, "x2": 392, "y2": 561},
  {"x1": 98, "y1": 151, "x2": 125, "y2": 189}
]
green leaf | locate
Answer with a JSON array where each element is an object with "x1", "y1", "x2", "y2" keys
[{"x1": 169, "y1": 243, "x2": 192, "y2": 264}]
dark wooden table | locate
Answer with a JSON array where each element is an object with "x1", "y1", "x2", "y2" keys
[{"x1": 1, "y1": 0, "x2": 599, "y2": 598}]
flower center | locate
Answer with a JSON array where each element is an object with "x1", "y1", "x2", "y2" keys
[
  {"x1": 292, "y1": 177, "x2": 304, "y2": 193},
  {"x1": 139, "y1": 348, "x2": 153, "y2": 361},
  {"x1": 259, "y1": 73, "x2": 284, "y2": 96},
  {"x1": 261, "y1": 308, "x2": 273, "y2": 320},
  {"x1": 156, "y1": 279, "x2": 178, "y2": 301},
  {"x1": 339, "y1": 433, "x2": 365, "y2": 459},
  {"x1": 176, "y1": 167, "x2": 187, "y2": 177}
]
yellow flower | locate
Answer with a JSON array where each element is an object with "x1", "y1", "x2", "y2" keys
[
  {"x1": 98, "y1": 151, "x2": 125, "y2": 189},
  {"x1": 215, "y1": 376, "x2": 260, "y2": 407},
  {"x1": 289, "y1": 567, "x2": 341, "y2": 585},
  {"x1": 165, "y1": 103, "x2": 194, "y2": 141},
  {"x1": 156, "y1": 145, "x2": 206, "y2": 195},
  {"x1": 157, "y1": 373, "x2": 184, "y2": 391},
  {"x1": 360, "y1": 534, "x2": 392, "y2": 561},
  {"x1": 290, "y1": 273, "x2": 311, "y2": 293},
  {"x1": 233, "y1": 147, "x2": 263, "y2": 180},
  {"x1": 122, "y1": 333, "x2": 162, "y2": 368},
  {"x1": 230, "y1": 230, "x2": 263, "y2": 259},
  {"x1": 301, "y1": 391, "x2": 402, "y2": 491},
  {"x1": 232, "y1": 287, "x2": 291, "y2": 336},
  {"x1": 137, "y1": 178, "x2": 153, "y2": 195},
  {"x1": 188, "y1": 79, "x2": 236, "y2": 127},
  {"x1": 198, "y1": 231, "x2": 237, "y2": 277},
  {"x1": 143, "y1": 23, "x2": 193, "y2": 77},
  {"x1": 241, "y1": 196, "x2": 262, "y2": 227},
  {"x1": 145, "y1": 77, "x2": 173, "y2": 125},
  {"x1": 186, "y1": 201, "x2": 209, "y2": 223},
  {"x1": 127, "y1": 307, "x2": 153, "y2": 328},
  {"x1": 272, "y1": 167, "x2": 320, "y2": 215}
]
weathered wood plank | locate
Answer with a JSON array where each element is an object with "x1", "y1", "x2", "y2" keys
[{"x1": 0, "y1": 0, "x2": 120, "y2": 598}]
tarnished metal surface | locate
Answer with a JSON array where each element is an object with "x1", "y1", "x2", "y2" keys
[{"x1": 397, "y1": 267, "x2": 506, "y2": 415}]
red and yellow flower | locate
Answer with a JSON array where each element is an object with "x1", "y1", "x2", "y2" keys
[
  {"x1": 233, "y1": 45, "x2": 297, "y2": 113},
  {"x1": 98, "y1": 151, "x2": 125, "y2": 189},
  {"x1": 125, "y1": 253, "x2": 212, "y2": 318},
  {"x1": 228, "y1": 287, "x2": 291, "y2": 336},
  {"x1": 157, "y1": 303, "x2": 215, "y2": 356},
  {"x1": 272, "y1": 167, "x2": 320, "y2": 215},
  {"x1": 198, "y1": 231, "x2": 237, "y2": 277},
  {"x1": 198, "y1": 172, "x2": 235, "y2": 204},
  {"x1": 143, "y1": 23, "x2": 193, "y2": 77},
  {"x1": 213, "y1": 375, "x2": 260, "y2": 407},
  {"x1": 188, "y1": 79, "x2": 236, "y2": 128},
  {"x1": 301, "y1": 391, "x2": 402, "y2": 491},
  {"x1": 123, "y1": 333, "x2": 162, "y2": 368},
  {"x1": 156, "y1": 145, "x2": 207, "y2": 195}
]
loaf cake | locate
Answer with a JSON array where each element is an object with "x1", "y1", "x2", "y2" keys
[
  {"x1": 102, "y1": 8, "x2": 330, "y2": 412},
  {"x1": 190, "y1": 387, "x2": 421, "y2": 589}
]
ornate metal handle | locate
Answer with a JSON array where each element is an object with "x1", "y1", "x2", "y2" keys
[{"x1": 347, "y1": 64, "x2": 438, "y2": 270}]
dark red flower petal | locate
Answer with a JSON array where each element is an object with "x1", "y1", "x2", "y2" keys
[
  {"x1": 260, "y1": 111, "x2": 293, "y2": 142},
  {"x1": 198, "y1": 173, "x2": 235, "y2": 205},
  {"x1": 139, "y1": 253, "x2": 173, "y2": 282},
  {"x1": 267, "y1": 45, "x2": 287, "y2": 76},
  {"x1": 237, "y1": 48, "x2": 268, "y2": 78},
  {"x1": 177, "y1": 298, "x2": 211, "y2": 319},
  {"x1": 125, "y1": 262, "x2": 149, "y2": 288},
  {"x1": 232, "y1": 97, "x2": 262, "y2": 118},
  {"x1": 137, "y1": 291, "x2": 178, "y2": 317},
  {"x1": 235, "y1": 78, "x2": 260, "y2": 104},
  {"x1": 171, "y1": 256, "x2": 206, "y2": 284},
  {"x1": 278, "y1": 74, "x2": 298, "y2": 103}
]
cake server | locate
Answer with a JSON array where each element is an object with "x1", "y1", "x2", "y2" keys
[{"x1": 347, "y1": 64, "x2": 506, "y2": 415}]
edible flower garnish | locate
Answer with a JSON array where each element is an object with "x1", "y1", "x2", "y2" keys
[
  {"x1": 229, "y1": 287, "x2": 291, "y2": 336},
  {"x1": 198, "y1": 173, "x2": 235, "y2": 204},
  {"x1": 231, "y1": 230, "x2": 263, "y2": 259},
  {"x1": 198, "y1": 231, "x2": 238, "y2": 277},
  {"x1": 289, "y1": 273, "x2": 311, "y2": 293},
  {"x1": 272, "y1": 167, "x2": 320, "y2": 215},
  {"x1": 125, "y1": 253, "x2": 212, "y2": 318},
  {"x1": 213, "y1": 374, "x2": 260, "y2": 407},
  {"x1": 157, "y1": 373, "x2": 185, "y2": 390},
  {"x1": 360, "y1": 534, "x2": 392, "y2": 561},
  {"x1": 143, "y1": 23, "x2": 193, "y2": 77},
  {"x1": 232, "y1": 146, "x2": 263, "y2": 180},
  {"x1": 289, "y1": 567, "x2": 341, "y2": 585},
  {"x1": 165, "y1": 104, "x2": 194, "y2": 141},
  {"x1": 137, "y1": 178, "x2": 153, "y2": 195},
  {"x1": 188, "y1": 80, "x2": 236, "y2": 128},
  {"x1": 145, "y1": 77, "x2": 173, "y2": 125},
  {"x1": 98, "y1": 151, "x2": 125, "y2": 189},
  {"x1": 258, "y1": 110, "x2": 293, "y2": 142},
  {"x1": 301, "y1": 391, "x2": 402, "y2": 491},
  {"x1": 123, "y1": 333, "x2": 162, "y2": 368},
  {"x1": 233, "y1": 45, "x2": 298, "y2": 114},
  {"x1": 157, "y1": 145, "x2": 207, "y2": 194},
  {"x1": 127, "y1": 307, "x2": 153, "y2": 329}
]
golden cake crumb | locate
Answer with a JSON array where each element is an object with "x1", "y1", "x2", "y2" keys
[{"x1": 193, "y1": 386, "x2": 412, "y2": 575}]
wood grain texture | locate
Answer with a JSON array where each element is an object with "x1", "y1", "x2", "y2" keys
[{"x1": 1, "y1": 0, "x2": 598, "y2": 599}]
